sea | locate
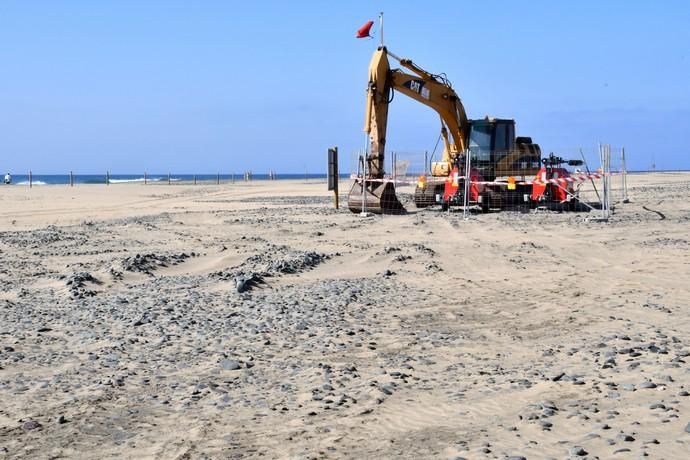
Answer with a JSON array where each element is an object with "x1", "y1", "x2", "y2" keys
[
  {"x1": 3, "y1": 170, "x2": 685, "y2": 186},
  {"x1": 5, "y1": 173, "x2": 349, "y2": 186}
]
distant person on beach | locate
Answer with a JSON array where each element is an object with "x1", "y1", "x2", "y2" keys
[{"x1": 3, "y1": 173, "x2": 10, "y2": 184}]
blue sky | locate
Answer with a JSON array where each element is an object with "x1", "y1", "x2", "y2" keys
[{"x1": 1, "y1": 1, "x2": 689, "y2": 173}]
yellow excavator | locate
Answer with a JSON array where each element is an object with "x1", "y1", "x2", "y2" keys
[{"x1": 347, "y1": 46, "x2": 541, "y2": 213}]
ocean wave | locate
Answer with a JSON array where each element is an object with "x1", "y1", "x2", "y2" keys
[
  {"x1": 15, "y1": 181, "x2": 47, "y2": 186},
  {"x1": 109, "y1": 177, "x2": 164, "y2": 184}
]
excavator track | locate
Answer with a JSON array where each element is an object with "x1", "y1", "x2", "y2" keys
[{"x1": 414, "y1": 182, "x2": 444, "y2": 208}]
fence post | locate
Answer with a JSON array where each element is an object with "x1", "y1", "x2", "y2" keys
[
  {"x1": 392, "y1": 151, "x2": 397, "y2": 189},
  {"x1": 607, "y1": 144, "x2": 612, "y2": 215},
  {"x1": 29, "y1": 170, "x2": 32, "y2": 188},
  {"x1": 391, "y1": 150, "x2": 394, "y2": 187},
  {"x1": 168, "y1": 173, "x2": 171, "y2": 185},
  {"x1": 361, "y1": 153, "x2": 367, "y2": 216},
  {"x1": 598, "y1": 143, "x2": 611, "y2": 220},
  {"x1": 599, "y1": 144, "x2": 605, "y2": 219},
  {"x1": 106, "y1": 171, "x2": 110, "y2": 185},
  {"x1": 144, "y1": 172, "x2": 147, "y2": 185},
  {"x1": 621, "y1": 147, "x2": 629, "y2": 203},
  {"x1": 217, "y1": 173, "x2": 220, "y2": 185},
  {"x1": 463, "y1": 150, "x2": 471, "y2": 219},
  {"x1": 604, "y1": 144, "x2": 611, "y2": 218},
  {"x1": 194, "y1": 175, "x2": 197, "y2": 185},
  {"x1": 70, "y1": 171, "x2": 73, "y2": 187}
]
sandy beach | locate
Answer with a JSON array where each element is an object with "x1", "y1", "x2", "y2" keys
[{"x1": 1, "y1": 173, "x2": 689, "y2": 459}]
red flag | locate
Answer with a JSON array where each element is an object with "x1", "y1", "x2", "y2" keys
[{"x1": 356, "y1": 20, "x2": 374, "y2": 38}]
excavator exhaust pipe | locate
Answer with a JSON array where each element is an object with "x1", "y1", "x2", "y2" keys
[{"x1": 347, "y1": 180, "x2": 406, "y2": 214}]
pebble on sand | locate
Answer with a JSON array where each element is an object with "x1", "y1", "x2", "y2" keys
[
  {"x1": 220, "y1": 359, "x2": 242, "y2": 371},
  {"x1": 22, "y1": 420, "x2": 42, "y2": 431},
  {"x1": 569, "y1": 446, "x2": 588, "y2": 456}
]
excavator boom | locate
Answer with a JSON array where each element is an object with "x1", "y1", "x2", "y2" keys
[{"x1": 348, "y1": 46, "x2": 471, "y2": 214}]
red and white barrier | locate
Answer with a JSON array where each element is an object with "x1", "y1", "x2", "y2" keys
[{"x1": 350, "y1": 171, "x2": 616, "y2": 186}]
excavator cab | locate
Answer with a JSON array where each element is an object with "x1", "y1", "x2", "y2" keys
[
  {"x1": 415, "y1": 118, "x2": 542, "y2": 210},
  {"x1": 468, "y1": 118, "x2": 541, "y2": 181}
]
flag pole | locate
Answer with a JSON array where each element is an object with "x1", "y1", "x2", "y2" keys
[{"x1": 379, "y1": 12, "x2": 384, "y2": 47}]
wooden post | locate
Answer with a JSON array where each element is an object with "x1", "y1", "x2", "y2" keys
[
  {"x1": 29, "y1": 170, "x2": 32, "y2": 188},
  {"x1": 217, "y1": 172, "x2": 220, "y2": 185},
  {"x1": 328, "y1": 147, "x2": 339, "y2": 209},
  {"x1": 334, "y1": 181, "x2": 339, "y2": 209},
  {"x1": 106, "y1": 171, "x2": 110, "y2": 185},
  {"x1": 144, "y1": 172, "x2": 147, "y2": 185},
  {"x1": 194, "y1": 175, "x2": 197, "y2": 185},
  {"x1": 70, "y1": 171, "x2": 73, "y2": 187},
  {"x1": 168, "y1": 173, "x2": 171, "y2": 185}
]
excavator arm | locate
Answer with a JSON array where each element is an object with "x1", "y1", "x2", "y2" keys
[
  {"x1": 364, "y1": 46, "x2": 470, "y2": 179},
  {"x1": 348, "y1": 46, "x2": 470, "y2": 214}
]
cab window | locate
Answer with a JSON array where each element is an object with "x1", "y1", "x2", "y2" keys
[
  {"x1": 469, "y1": 125, "x2": 492, "y2": 162},
  {"x1": 494, "y1": 123, "x2": 508, "y2": 153}
]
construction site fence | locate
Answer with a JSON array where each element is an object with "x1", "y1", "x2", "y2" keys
[{"x1": 348, "y1": 145, "x2": 629, "y2": 219}]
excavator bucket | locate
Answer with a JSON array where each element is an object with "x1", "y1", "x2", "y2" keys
[{"x1": 347, "y1": 180, "x2": 406, "y2": 214}]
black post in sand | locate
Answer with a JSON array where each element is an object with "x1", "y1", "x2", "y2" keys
[{"x1": 29, "y1": 171, "x2": 32, "y2": 188}]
